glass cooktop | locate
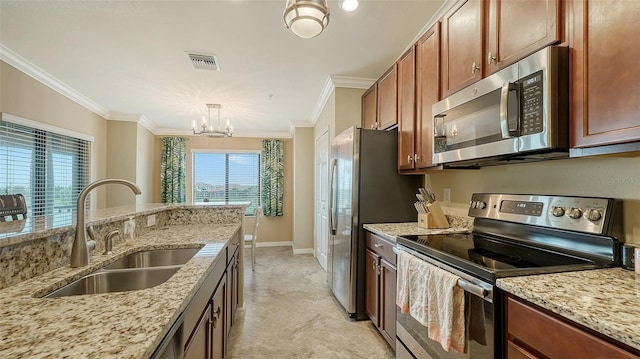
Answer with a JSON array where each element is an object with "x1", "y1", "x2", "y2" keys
[{"x1": 396, "y1": 233, "x2": 596, "y2": 283}]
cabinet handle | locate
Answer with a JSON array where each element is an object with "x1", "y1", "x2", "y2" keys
[
  {"x1": 374, "y1": 243, "x2": 383, "y2": 248},
  {"x1": 213, "y1": 306, "x2": 222, "y2": 319},
  {"x1": 407, "y1": 155, "x2": 413, "y2": 163},
  {"x1": 471, "y1": 62, "x2": 480, "y2": 74},
  {"x1": 488, "y1": 52, "x2": 497, "y2": 64},
  {"x1": 414, "y1": 154, "x2": 420, "y2": 162}
]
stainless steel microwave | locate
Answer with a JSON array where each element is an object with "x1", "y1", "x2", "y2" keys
[{"x1": 432, "y1": 46, "x2": 569, "y2": 167}]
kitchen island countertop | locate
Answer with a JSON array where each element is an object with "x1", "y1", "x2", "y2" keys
[
  {"x1": 0, "y1": 222, "x2": 240, "y2": 359},
  {"x1": 497, "y1": 268, "x2": 640, "y2": 352}
]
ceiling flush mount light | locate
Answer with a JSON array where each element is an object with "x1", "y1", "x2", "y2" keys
[
  {"x1": 339, "y1": 0, "x2": 359, "y2": 12},
  {"x1": 191, "y1": 104, "x2": 233, "y2": 138},
  {"x1": 283, "y1": 0, "x2": 330, "y2": 39}
]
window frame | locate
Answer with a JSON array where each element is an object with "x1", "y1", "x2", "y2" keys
[{"x1": 191, "y1": 149, "x2": 261, "y2": 216}]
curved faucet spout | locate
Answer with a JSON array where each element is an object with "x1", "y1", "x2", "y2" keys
[{"x1": 71, "y1": 179, "x2": 142, "y2": 267}]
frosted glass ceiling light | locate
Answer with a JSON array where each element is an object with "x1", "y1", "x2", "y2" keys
[
  {"x1": 340, "y1": 0, "x2": 359, "y2": 12},
  {"x1": 191, "y1": 104, "x2": 233, "y2": 138},
  {"x1": 284, "y1": 0, "x2": 330, "y2": 39}
]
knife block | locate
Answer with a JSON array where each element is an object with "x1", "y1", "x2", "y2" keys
[{"x1": 417, "y1": 201, "x2": 449, "y2": 229}]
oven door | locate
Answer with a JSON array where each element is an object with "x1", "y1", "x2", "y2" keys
[{"x1": 395, "y1": 245, "x2": 498, "y2": 359}]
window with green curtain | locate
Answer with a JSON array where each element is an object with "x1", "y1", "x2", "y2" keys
[
  {"x1": 192, "y1": 151, "x2": 260, "y2": 216},
  {"x1": 160, "y1": 137, "x2": 186, "y2": 203},
  {"x1": 260, "y1": 139, "x2": 284, "y2": 217}
]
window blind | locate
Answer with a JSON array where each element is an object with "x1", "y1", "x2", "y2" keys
[
  {"x1": 0, "y1": 120, "x2": 91, "y2": 230},
  {"x1": 193, "y1": 152, "x2": 260, "y2": 215}
]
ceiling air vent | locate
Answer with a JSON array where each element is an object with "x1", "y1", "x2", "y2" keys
[{"x1": 188, "y1": 53, "x2": 220, "y2": 71}]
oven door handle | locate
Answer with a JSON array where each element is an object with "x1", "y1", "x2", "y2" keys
[{"x1": 457, "y1": 279, "x2": 488, "y2": 298}]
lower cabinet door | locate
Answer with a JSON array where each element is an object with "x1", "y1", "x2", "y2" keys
[
  {"x1": 212, "y1": 274, "x2": 227, "y2": 359},
  {"x1": 380, "y1": 258, "x2": 397, "y2": 349},
  {"x1": 184, "y1": 304, "x2": 212, "y2": 359},
  {"x1": 365, "y1": 249, "x2": 380, "y2": 326}
]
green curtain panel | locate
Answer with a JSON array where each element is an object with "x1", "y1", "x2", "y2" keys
[
  {"x1": 160, "y1": 137, "x2": 187, "y2": 203},
  {"x1": 261, "y1": 139, "x2": 284, "y2": 217}
]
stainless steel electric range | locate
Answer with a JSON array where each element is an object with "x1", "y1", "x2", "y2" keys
[{"x1": 395, "y1": 193, "x2": 623, "y2": 359}]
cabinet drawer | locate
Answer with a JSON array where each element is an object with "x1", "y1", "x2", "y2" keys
[
  {"x1": 366, "y1": 232, "x2": 396, "y2": 266},
  {"x1": 506, "y1": 296, "x2": 639, "y2": 359}
]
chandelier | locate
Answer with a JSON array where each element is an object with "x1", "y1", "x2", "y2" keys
[
  {"x1": 283, "y1": 0, "x2": 330, "y2": 39},
  {"x1": 191, "y1": 104, "x2": 233, "y2": 138}
]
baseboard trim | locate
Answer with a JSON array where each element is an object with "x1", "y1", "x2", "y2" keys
[{"x1": 292, "y1": 248, "x2": 314, "y2": 255}]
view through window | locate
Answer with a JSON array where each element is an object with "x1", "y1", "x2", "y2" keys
[
  {"x1": 0, "y1": 119, "x2": 91, "y2": 232},
  {"x1": 193, "y1": 151, "x2": 260, "y2": 215}
]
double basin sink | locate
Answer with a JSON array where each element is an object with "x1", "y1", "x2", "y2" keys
[{"x1": 44, "y1": 248, "x2": 201, "y2": 298}]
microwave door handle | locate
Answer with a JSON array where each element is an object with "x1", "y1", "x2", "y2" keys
[{"x1": 500, "y1": 82, "x2": 520, "y2": 139}]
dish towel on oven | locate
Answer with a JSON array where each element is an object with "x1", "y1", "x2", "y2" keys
[
  {"x1": 396, "y1": 249, "x2": 414, "y2": 313},
  {"x1": 400, "y1": 253, "x2": 466, "y2": 354}
]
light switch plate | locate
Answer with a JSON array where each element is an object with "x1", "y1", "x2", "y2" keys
[{"x1": 147, "y1": 214, "x2": 156, "y2": 227}]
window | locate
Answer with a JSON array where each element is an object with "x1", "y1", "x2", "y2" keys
[
  {"x1": 193, "y1": 151, "x2": 260, "y2": 215},
  {"x1": 0, "y1": 115, "x2": 91, "y2": 231}
]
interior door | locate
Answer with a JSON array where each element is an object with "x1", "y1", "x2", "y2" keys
[{"x1": 314, "y1": 130, "x2": 329, "y2": 271}]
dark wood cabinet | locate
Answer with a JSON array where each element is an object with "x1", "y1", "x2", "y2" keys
[
  {"x1": 415, "y1": 22, "x2": 441, "y2": 171},
  {"x1": 505, "y1": 294, "x2": 640, "y2": 359},
  {"x1": 441, "y1": 0, "x2": 484, "y2": 97},
  {"x1": 365, "y1": 231, "x2": 396, "y2": 350},
  {"x1": 570, "y1": 0, "x2": 640, "y2": 149},
  {"x1": 397, "y1": 47, "x2": 416, "y2": 171},
  {"x1": 486, "y1": 0, "x2": 561, "y2": 74},
  {"x1": 362, "y1": 83, "x2": 378, "y2": 130},
  {"x1": 377, "y1": 65, "x2": 398, "y2": 130},
  {"x1": 184, "y1": 304, "x2": 212, "y2": 359},
  {"x1": 211, "y1": 274, "x2": 226, "y2": 359}
]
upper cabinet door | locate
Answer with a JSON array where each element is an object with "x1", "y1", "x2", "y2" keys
[
  {"x1": 397, "y1": 47, "x2": 416, "y2": 171},
  {"x1": 415, "y1": 22, "x2": 441, "y2": 170},
  {"x1": 571, "y1": 0, "x2": 640, "y2": 148},
  {"x1": 441, "y1": 0, "x2": 484, "y2": 97},
  {"x1": 362, "y1": 83, "x2": 378, "y2": 130},
  {"x1": 377, "y1": 65, "x2": 398, "y2": 130},
  {"x1": 487, "y1": 0, "x2": 561, "y2": 74}
]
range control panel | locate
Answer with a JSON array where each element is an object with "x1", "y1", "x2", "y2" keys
[{"x1": 468, "y1": 193, "x2": 619, "y2": 235}]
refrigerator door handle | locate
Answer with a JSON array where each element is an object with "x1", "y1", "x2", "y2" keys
[{"x1": 329, "y1": 159, "x2": 338, "y2": 235}]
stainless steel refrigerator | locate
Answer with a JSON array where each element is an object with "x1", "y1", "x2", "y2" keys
[{"x1": 328, "y1": 126, "x2": 422, "y2": 320}]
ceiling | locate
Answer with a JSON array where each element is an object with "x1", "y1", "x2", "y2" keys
[{"x1": 0, "y1": 0, "x2": 444, "y2": 137}]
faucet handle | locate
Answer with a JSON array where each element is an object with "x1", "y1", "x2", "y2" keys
[
  {"x1": 103, "y1": 230, "x2": 119, "y2": 255},
  {"x1": 87, "y1": 225, "x2": 96, "y2": 242}
]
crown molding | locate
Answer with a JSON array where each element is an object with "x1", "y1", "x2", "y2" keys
[
  {"x1": 0, "y1": 44, "x2": 111, "y2": 119},
  {"x1": 154, "y1": 127, "x2": 292, "y2": 139},
  {"x1": 309, "y1": 75, "x2": 375, "y2": 127},
  {"x1": 108, "y1": 112, "x2": 157, "y2": 134}
]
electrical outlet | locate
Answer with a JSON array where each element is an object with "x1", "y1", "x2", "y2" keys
[
  {"x1": 443, "y1": 188, "x2": 451, "y2": 203},
  {"x1": 147, "y1": 214, "x2": 156, "y2": 227}
]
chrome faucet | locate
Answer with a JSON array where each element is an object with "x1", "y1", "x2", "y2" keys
[{"x1": 71, "y1": 179, "x2": 142, "y2": 267}]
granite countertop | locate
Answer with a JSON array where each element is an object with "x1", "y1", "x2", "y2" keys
[
  {"x1": 363, "y1": 220, "x2": 471, "y2": 243},
  {"x1": 0, "y1": 223, "x2": 240, "y2": 359},
  {"x1": 497, "y1": 268, "x2": 640, "y2": 351}
]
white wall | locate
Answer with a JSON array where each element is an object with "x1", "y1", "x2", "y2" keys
[{"x1": 293, "y1": 127, "x2": 315, "y2": 252}]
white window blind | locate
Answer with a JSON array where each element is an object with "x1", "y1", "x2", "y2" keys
[
  {"x1": 0, "y1": 120, "x2": 91, "y2": 230},
  {"x1": 193, "y1": 151, "x2": 260, "y2": 215}
]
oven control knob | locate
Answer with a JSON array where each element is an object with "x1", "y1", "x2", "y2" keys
[
  {"x1": 551, "y1": 206, "x2": 565, "y2": 217},
  {"x1": 476, "y1": 201, "x2": 486, "y2": 209},
  {"x1": 567, "y1": 207, "x2": 583, "y2": 219},
  {"x1": 586, "y1": 208, "x2": 602, "y2": 222}
]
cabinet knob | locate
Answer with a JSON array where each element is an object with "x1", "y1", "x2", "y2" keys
[
  {"x1": 414, "y1": 154, "x2": 420, "y2": 162},
  {"x1": 488, "y1": 52, "x2": 497, "y2": 64},
  {"x1": 407, "y1": 155, "x2": 413, "y2": 163},
  {"x1": 471, "y1": 62, "x2": 480, "y2": 74}
]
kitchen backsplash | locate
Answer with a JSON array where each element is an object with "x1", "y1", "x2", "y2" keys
[{"x1": 0, "y1": 205, "x2": 245, "y2": 290}]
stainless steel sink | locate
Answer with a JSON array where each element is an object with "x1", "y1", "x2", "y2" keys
[
  {"x1": 44, "y1": 266, "x2": 182, "y2": 298},
  {"x1": 102, "y1": 248, "x2": 201, "y2": 269}
]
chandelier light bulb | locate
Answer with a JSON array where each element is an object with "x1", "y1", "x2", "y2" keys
[{"x1": 340, "y1": 0, "x2": 358, "y2": 12}]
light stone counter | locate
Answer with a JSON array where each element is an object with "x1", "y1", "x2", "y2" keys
[
  {"x1": 363, "y1": 217, "x2": 472, "y2": 243},
  {"x1": 497, "y1": 268, "x2": 640, "y2": 352},
  {"x1": 0, "y1": 222, "x2": 241, "y2": 359}
]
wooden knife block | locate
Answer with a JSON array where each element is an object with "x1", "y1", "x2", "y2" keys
[{"x1": 417, "y1": 201, "x2": 449, "y2": 229}]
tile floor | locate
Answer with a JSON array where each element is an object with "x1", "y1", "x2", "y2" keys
[{"x1": 227, "y1": 247, "x2": 395, "y2": 359}]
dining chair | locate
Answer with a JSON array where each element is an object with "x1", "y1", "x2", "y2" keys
[{"x1": 244, "y1": 206, "x2": 262, "y2": 271}]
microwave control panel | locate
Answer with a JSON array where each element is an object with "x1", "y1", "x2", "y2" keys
[{"x1": 520, "y1": 70, "x2": 544, "y2": 135}]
